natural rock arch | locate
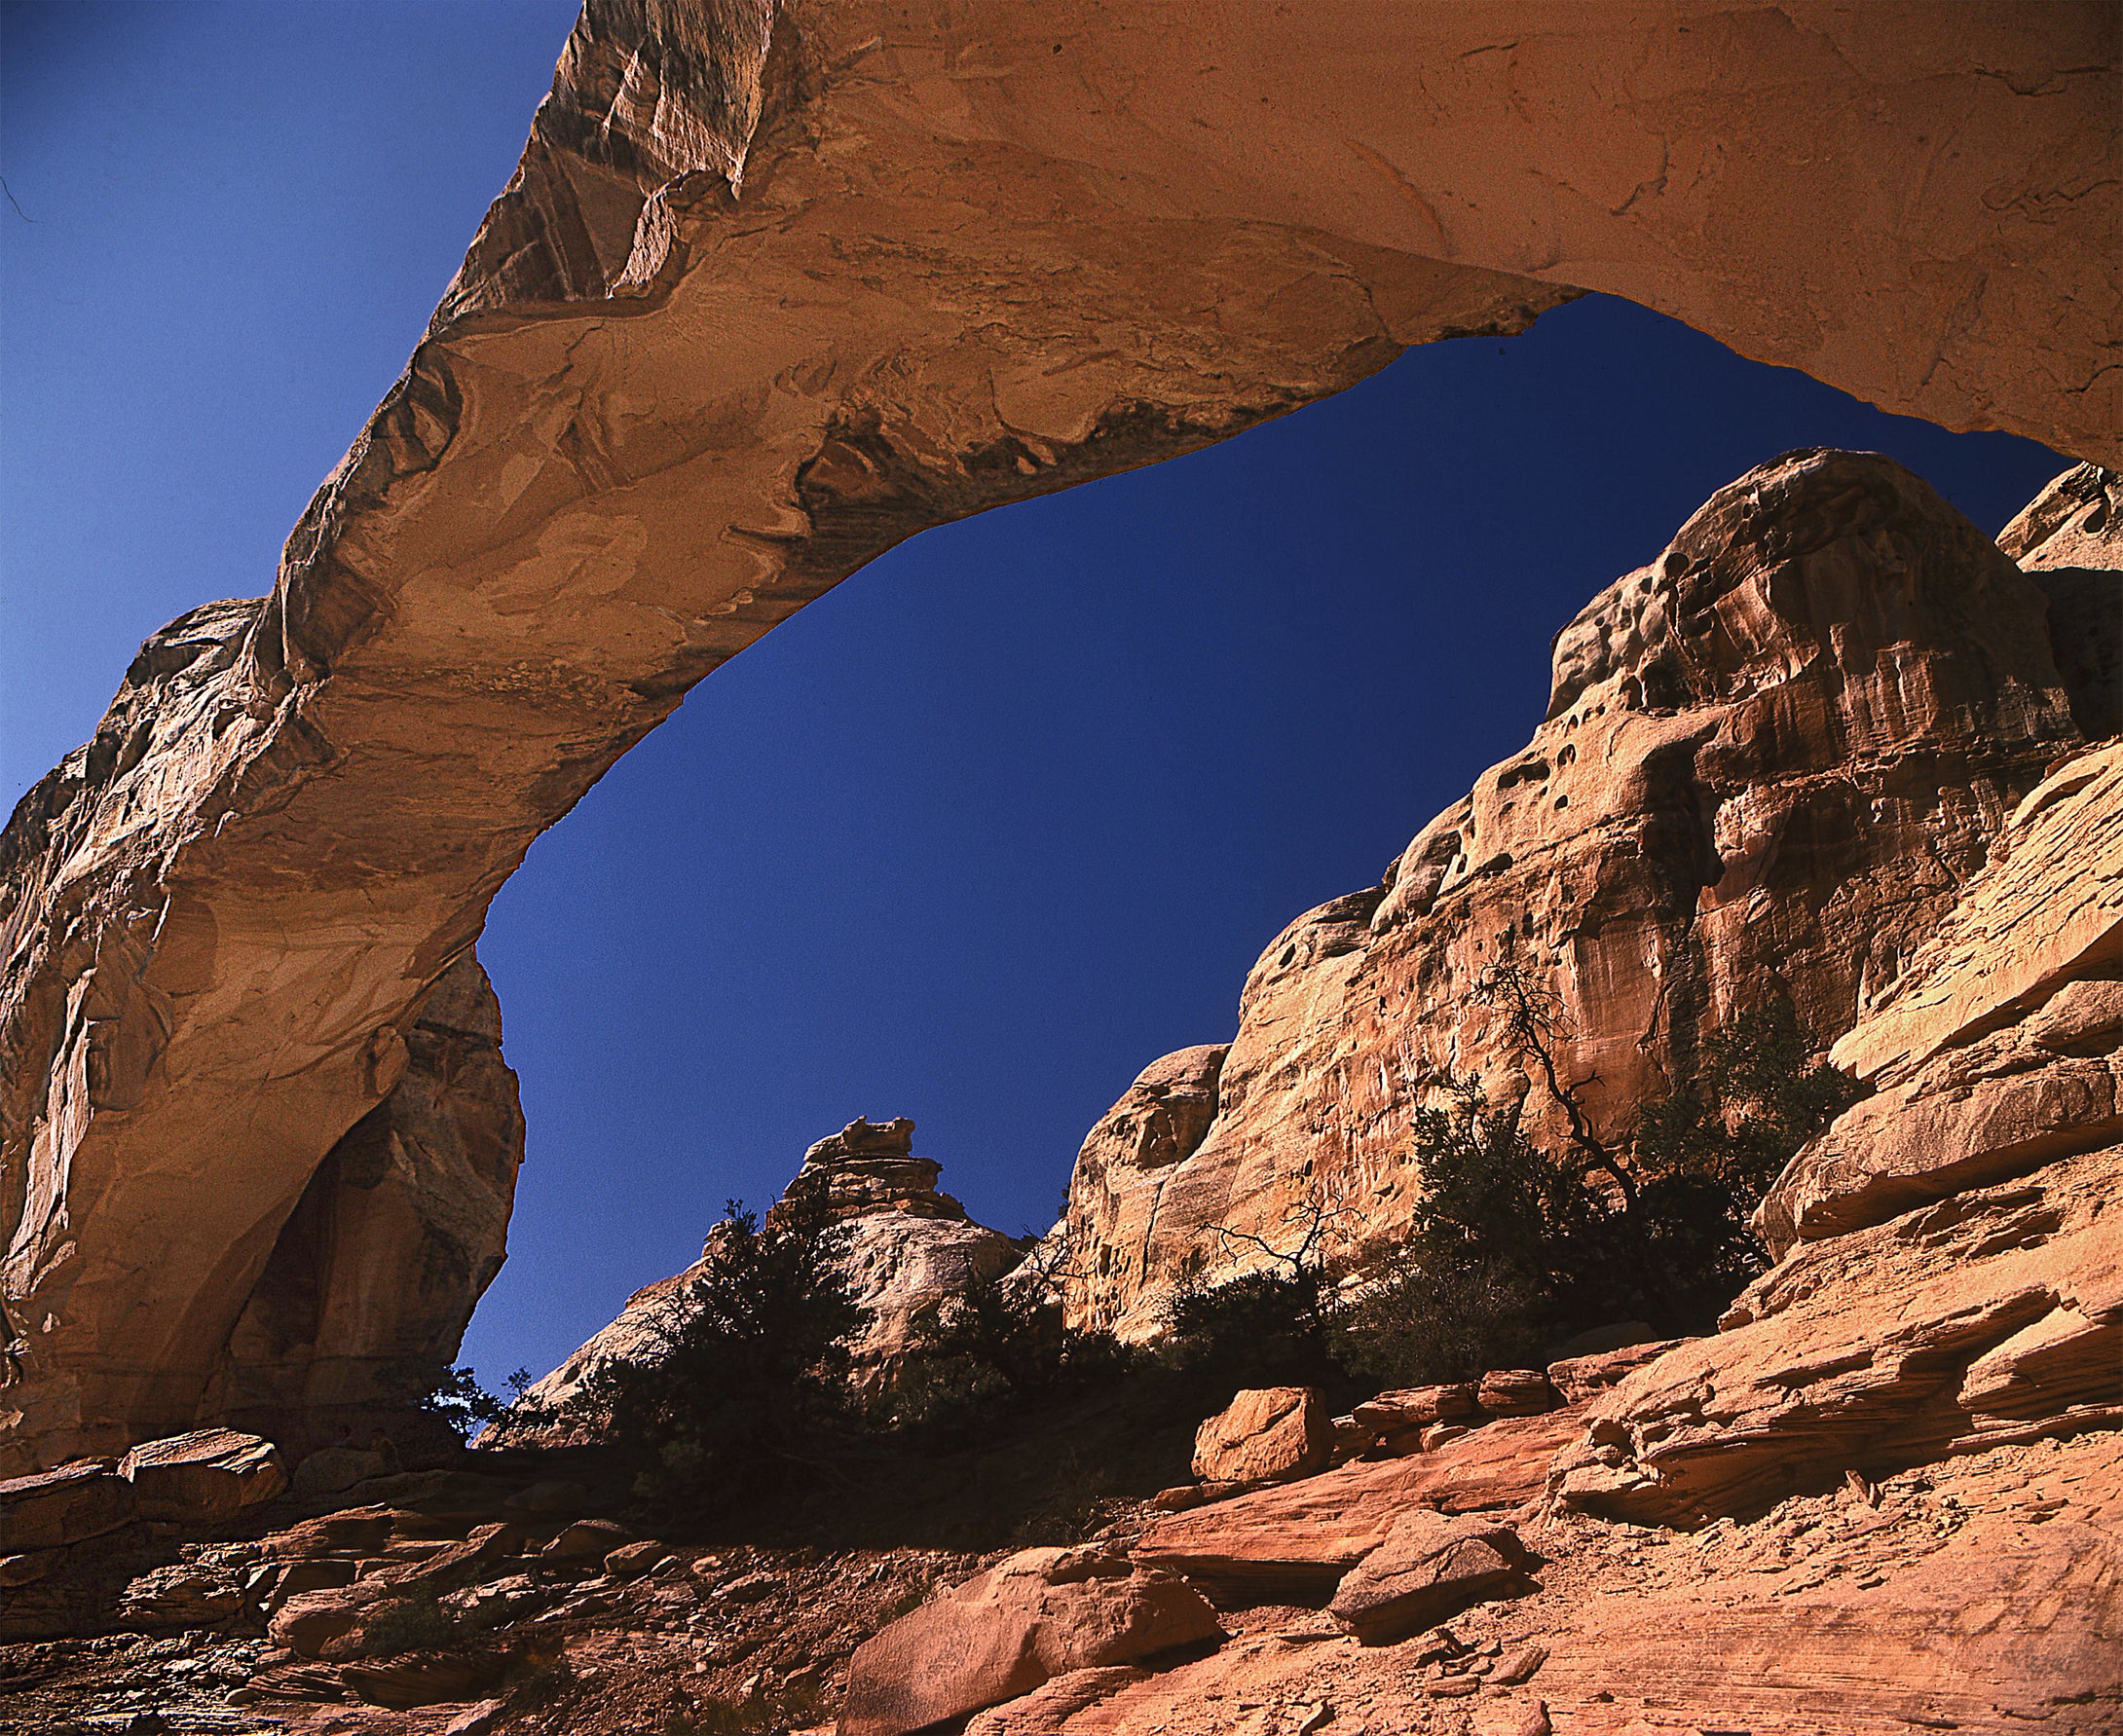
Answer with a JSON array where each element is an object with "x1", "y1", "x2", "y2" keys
[{"x1": 0, "y1": 0, "x2": 2114, "y2": 1467}]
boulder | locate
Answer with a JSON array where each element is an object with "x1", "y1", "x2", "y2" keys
[
  {"x1": 1192, "y1": 1387, "x2": 1331, "y2": 1484},
  {"x1": 1351, "y1": 1384, "x2": 1479, "y2": 1442},
  {"x1": 963, "y1": 1666, "x2": 1151, "y2": 1735},
  {"x1": 292, "y1": 1445, "x2": 392, "y2": 1500},
  {"x1": 339, "y1": 1647, "x2": 514, "y2": 1709},
  {"x1": 603, "y1": 1538, "x2": 670, "y2": 1579},
  {"x1": 545, "y1": 1518, "x2": 633, "y2": 1559},
  {"x1": 1136, "y1": 1411, "x2": 1577, "y2": 1605},
  {"x1": 265, "y1": 1558, "x2": 359, "y2": 1607},
  {"x1": 271, "y1": 1523, "x2": 517, "y2": 1659},
  {"x1": 838, "y1": 1547, "x2": 1220, "y2": 1736},
  {"x1": 1546, "y1": 1339, "x2": 1692, "y2": 1406},
  {"x1": 119, "y1": 1428, "x2": 288, "y2": 1522},
  {"x1": 1475, "y1": 1371, "x2": 1557, "y2": 1417},
  {"x1": 258, "y1": 1505, "x2": 405, "y2": 1561},
  {"x1": 115, "y1": 1560, "x2": 248, "y2": 1628},
  {"x1": 1327, "y1": 1511, "x2": 1538, "y2": 1644},
  {"x1": 0, "y1": 1462, "x2": 136, "y2": 1552}
]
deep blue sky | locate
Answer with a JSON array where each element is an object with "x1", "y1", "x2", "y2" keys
[{"x1": 3, "y1": 3, "x2": 2068, "y2": 1389}]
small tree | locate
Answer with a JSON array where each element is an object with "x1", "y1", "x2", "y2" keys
[
  {"x1": 1628, "y1": 1000, "x2": 1865, "y2": 1323},
  {"x1": 567, "y1": 1200, "x2": 870, "y2": 1510},
  {"x1": 889, "y1": 1234, "x2": 1130, "y2": 1429},
  {"x1": 1162, "y1": 1196, "x2": 1351, "y2": 1389},
  {"x1": 1333, "y1": 978, "x2": 1864, "y2": 1375},
  {"x1": 417, "y1": 1364, "x2": 535, "y2": 1442}
]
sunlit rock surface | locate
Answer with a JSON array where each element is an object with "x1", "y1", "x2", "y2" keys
[
  {"x1": 1060, "y1": 449, "x2": 2087, "y2": 1337},
  {"x1": 487, "y1": 1120, "x2": 1018, "y2": 1444},
  {"x1": 0, "y1": 0, "x2": 2113, "y2": 1468}
]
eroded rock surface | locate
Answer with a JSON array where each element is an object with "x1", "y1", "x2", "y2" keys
[
  {"x1": 1191, "y1": 1387, "x2": 1331, "y2": 1487},
  {"x1": 1061, "y1": 449, "x2": 2083, "y2": 1336},
  {"x1": 838, "y1": 1547, "x2": 1219, "y2": 1736},
  {"x1": 1547, "y1": 738, "x2": 2123, "y2": 1531},
  {"x1": 490, "y1": 1119, "x2": 1018, "y2": 1441},
  {"x1": 2, "y1": 0, "x2": 2115, "y2": 1469}
]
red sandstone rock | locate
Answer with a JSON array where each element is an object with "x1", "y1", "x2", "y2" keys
[
  {"x1": 118, "y1": 1427, "x2": 287, "y2": 1523},
  {"x1": 1554, "y1": 1140, "x2": 2123, "y2": 1528},
  {"x1": 2, "y1": 0, "x2": 2112, "y2": 1470},
  {"x1": 493, "y1": 1119, "x2": 1021, "y2": 1442},
  {"x1": 1063, "y1": 451, "x2": 2082, "y2": 1339},
  {"x1": 1136, "y1": 1411, "x2": 1577, "y2": 1604},
  {"x1": 1326, "y1": 1511, "x2": 1536, "y2": 1644},
  {"x1": 0, "y1": 1463, "x2": 135, "y2": 1553},
  {"x1": 1191, "y1": 1387, "x2": 1331, "y2": 1485},
  {"x1": 1350, "y1": 1384, "x2": 1478, "y2": 1439},
  {"x1": 257, "y1": 1506, "x2": 404, "y2": 1562},
  {"x1": 604, "y1": 1538, "x2": 670, "y2": 1580},
  {"x1": 1475, "y1": 1371, "x2": 1557, "y2": 1418},
  {"x1": 1545, "y1": 1339, "x2": 1693, "y2": 1407},
  {"x1": 838, "y1": 1547, "x2": 1220, "y2": 1736},
  {"x1": 269, "y1": 1522, "x2": 517, "y2": 1660}
]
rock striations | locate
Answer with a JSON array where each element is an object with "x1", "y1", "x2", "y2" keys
[
  {"x1": 1062, "y1": 449, "x2": 2087, "y2": 1337},
  {"x1": 1, "y1": 0, "x2": 2116, "y2": 1469},
  {"x1": 2, "y1": 5, "x2": 2122, "y2": 1727}
]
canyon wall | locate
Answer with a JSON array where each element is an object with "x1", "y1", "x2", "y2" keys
[
  {"x1": 1, "y1": 0, "x2": 2115, "y2": 1465},
  {"x1": 1060, "y1": 449, "x2": 2094, "y2": 1337}
]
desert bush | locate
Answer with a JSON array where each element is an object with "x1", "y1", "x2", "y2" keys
[
  {"x1": 566, "y1": 1200, "x2": 870, "y2": 1511},
  {"x1": 418, "y1": 1364, "x2": 538, "y2": 1442},
  {"x1": 1331, "y1": 1249, "x2": 1545, "y2": 1387},
  {"x1": 885, "y1": 1241, "x2": 1133, "y2": 1432},
  {"x1": 1331, "y1": 978, "x2": 1865, "y2": 1375}
]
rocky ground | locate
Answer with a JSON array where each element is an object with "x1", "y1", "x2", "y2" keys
[{"x1": 8, "y1": 1409, "x2": 2114, "y2": 1731}]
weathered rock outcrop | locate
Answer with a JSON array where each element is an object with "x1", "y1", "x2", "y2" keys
[
  {"x1": 839, "y1": 1547, "x2": 1220, "y2": 1736},
  {"x1": 491, "y1": 1119, "x2": 1018, "y2": 1441},
  {"x1": 1191, "y1": 1387, "x2": 1332, "y2": 1486},
  {"x1": 0, "y1": 0, "x2": 2113, "y2": 1469},
  {"x1": 1548, "y1": 737, "x2": 2123, "y2": 1530},
  {"x1": 1324, "y1": 1509, "x2": 1537, "y2": 1644},
  {"x1": 1062, "y1": 449, "x2": 2085, "y2": 1336}
]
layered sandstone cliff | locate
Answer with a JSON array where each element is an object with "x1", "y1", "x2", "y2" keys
[
  {"x1": 1060, "y1": 449, "x2": 2092, "y2": 1338},
  {"x1": 0, "y1": 0, "x2": 2113, "y2": 1468}
]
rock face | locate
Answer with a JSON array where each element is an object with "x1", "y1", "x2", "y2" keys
[
  {"x1": 838, "y1": 1546, "x2": 1220, "y2": 1736},
  {"x1": 0, "y1": 0, "x2": 2113, "y2": 1469},
  {"x1": 1136, "y1": 1410, "x2": 1582, "y2": 1605},
  {"x1": 2001, "y1": 462, "x2": 2123, "y2": 738},
  {"x1": 1191, "y1": 1387, "x2": 1332, "y2": 1486},
  {"x1": 1062, "y1": 449, "x2": 2083, "y2": 1336},
  {"x1": 0, "y1": 1462, "x2": 136, "y2": 1554},
  {"x1": 491, "y1": 1119, "x2": 1019, "y2": 1441},
  {"x1": 1325, "y1": 1510, "x2": 1537, "y2": 1644},
  {"x1": 116, "y1": 1428, "x2": 287, "y2": 1524},
  {"x1": 1550, "y1": 737, "x2": 2123, "y2": 1530}
]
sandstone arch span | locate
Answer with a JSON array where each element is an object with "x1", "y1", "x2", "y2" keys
[{"x1": 1, "y1": 0, "x2": 2115, "y2": 1467}]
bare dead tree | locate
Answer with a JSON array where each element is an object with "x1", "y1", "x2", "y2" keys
[{"x1": 1474, "y1": 958, "x2": 1638, "y2": 1210}]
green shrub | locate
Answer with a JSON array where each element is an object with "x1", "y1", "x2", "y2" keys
[
  {"x1": 417, "y1": 1364, "x2": 535, "y2": 1441},
  {"x1": 565, "y1": 1200, "x2": 870, "y2": 1513},
  {"x1": 882, "y1": 1244, "x2": 1133, "y2": 1433},
  {"x1": 1332, "y1": 1249, "x2": 1544, "y2": 1387},
  {"x1": 1331, "y1": 983, "x2": 1865, "y2": 1375},
  {"x1": 1161, "y1": 1265, "x2": 1334, "y2": 1388}
]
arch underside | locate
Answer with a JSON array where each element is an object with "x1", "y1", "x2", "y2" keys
[{"x1": 0, "y1": 0, "x2": 2114, "y2": 1465}]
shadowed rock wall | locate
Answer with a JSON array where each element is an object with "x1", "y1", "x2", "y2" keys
[{"x1": 0, "y1": 0, "x2": 2114, "y2": 1465}]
